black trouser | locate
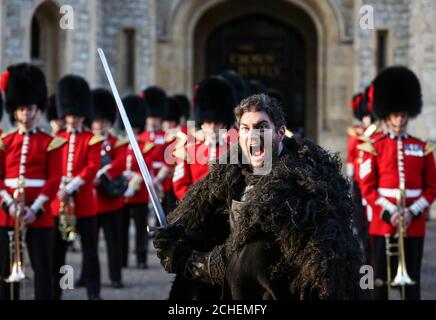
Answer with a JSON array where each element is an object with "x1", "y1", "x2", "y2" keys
[
  {"x1": 52, "y1": 216, "x2": 101, "y2": 299},
  {"x1": 97, "y1": 210, "x2": 123, "y2": 282},
  {"x1": 372, "y1": 235, "x2": 423, "y2": 300},
  {"x1": 0, "y1": 227, "x2": 53, "y2": 300},
  {"x1": 352, "y1": 181, "x2": 371, "y2": 265},
  {"x1": 121, "y1": 203, "x2": 149, "y2": 267}
]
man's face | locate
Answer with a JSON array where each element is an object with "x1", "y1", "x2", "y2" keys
[
  {"x1": 386, "y1": 112, "x2": 409, "y2": 134},
  {"x1": 92, "y1": 119, "x2": 111, "y2": 134},
  {"x1": 238, "y1": 111, "x2": 285, "y2": 169},
  {"x1": 146, "y1": 117, "x2": 162, "y2": 132},
  {"x1": 362, "y1": 115, "x2": 372, "y2": 128},
  {"x1": 15, "y1": 104, "x2": 39, "y2": 127},
  {"x1": 65, "y1": 115, "x2": 84, "y2": 129}
]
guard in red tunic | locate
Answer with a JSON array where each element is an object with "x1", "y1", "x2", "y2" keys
[
  {"x1": 119, "y1": 95, "x2": 150, "y2": 269},
  {"x1": 358, "y1": 66, "x2": 436, "y2": 300},
  {"x1": 173, "y1": 77, "x2": 237, "y2": 200},
  {"x1": 51, "y1": 75, "x2": 104, "y2": 300},
  {"x1": 0, "y1": 63, "x2": 65, "y2": 300},
  {"x1": 89, "y1": 88, "x2": 128, "y2": 288},
  {"x1": 139, "y1": 86, "x2": 174, "y2": 215},
  {"x1": 172, "y1": 76, "x2": 236, "y2": 201}
]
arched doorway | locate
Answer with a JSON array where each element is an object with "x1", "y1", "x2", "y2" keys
[
  {"x1": 193, "y1": 0, "x2": 318, "y2": 140},
  {"x1": 30, "y1": 1, "x2": 60, "y2": 94},
  {"x1": 205, "y1": 15, "x2": 306, "y2": 134}
]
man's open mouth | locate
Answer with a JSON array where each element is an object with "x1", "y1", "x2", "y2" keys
[{"x1": 249, "y1": 143, "x2": 265, "y2": 160}]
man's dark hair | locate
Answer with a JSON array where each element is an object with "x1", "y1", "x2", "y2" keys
[{"x1": 234, "y1": 93, "x2": 286, "y2": 131}]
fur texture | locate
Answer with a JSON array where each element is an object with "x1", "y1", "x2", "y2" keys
[
  {"x1": 172, "y1": 94, "x2": 191, "y2": 119},
  {"x1": 142, "y1": 86, "x2": 167, "y2": 118},
  {"x1": 121, "y1": 95, "x2": 147, "y2": 131},
  {"x1": 373, "y1": 66, "x2": 422, "y2": 119},
  {"x1": 92, "y1": 88, "x2": 117, "y2": 123},
  {"x1": 194, "y1": 76, "x2": 236, "y2": 128},
  {"x1": 46, "y1": 94, "x2": 58, "y2": 121},
  {"x1": 56, "y1": 75, "x2": 93, "y2": 119},
  {"x1": 169, "y1": 137, "x2": 362, "y2": 300},
  {"x1": 5, "y1": 63, "x2": 47, "y2": 113}
]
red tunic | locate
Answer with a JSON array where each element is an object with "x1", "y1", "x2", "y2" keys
[
  {"x1": 50, "y1": 129, "x2": 103, "y2": 218},
  {"x1": 95, "y1": 135, "x2": 128, "y2": 214},
  {"x1": 172, "y1": 130, "x2": 231, "y2": 200},
  {"x1": 138, "y1": 130, "x2": 173, "y2": 193},
  {"x1": 0, "y1": 129, "x2": 64, "y2": 227},
  {"x1": 359, "y1": 133, "x2": 436, "y2": 237},
  {"x1": 123, "y1": 140, "x2": 150, "y2": 204}
]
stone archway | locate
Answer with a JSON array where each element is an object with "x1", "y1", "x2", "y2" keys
[
  {"x1": 192, "y1": 1, "x2": 317, "y2": 139},
  {"x1": 155, "y1": 0, "x2": 353, "y2": 148},
  {"x1": 30, "y1": 0, "x2": 61, "y2": 94}
]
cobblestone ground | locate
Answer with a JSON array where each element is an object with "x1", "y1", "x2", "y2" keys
[{"x1": 19, "y1": 219, "x2": 436, "y2": 300}]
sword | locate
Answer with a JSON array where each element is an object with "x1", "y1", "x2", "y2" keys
[{"x1": 98, "y1": 48, "x2": 167, "y2": 229}]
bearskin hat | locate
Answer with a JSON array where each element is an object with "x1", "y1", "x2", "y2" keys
[
  {"x1": 172, "y1": 94, "x2": 191, "y2": 120},
  {"x1": 46, "y1": 94, "x2": 59, "y2": 122},
  {"x1": 56, "y1": 75, "x2": 93, "y2": 119},
  {"x1": 141, "y1": 86, "x2": 167, "y2": 118},
  {"x1": 163, "y1": 97, "x2": 181, "y2": 124},
  {"x1": 194, "y1": 76, "x2": 236, "y2": 128},
  {"x1": 1, "y1": 63, "x2": 47, "y2": 114},
  {"x1": 372, "y1": 66, "x2": 422, "y2": 119},
  {"x1": 220, "y1": 70, "x2": 250, "y2": 104},
  {"x1": 121, "y1": 95, "x2": 147, "y2": 132},
  {"x1": 92, "y1": 88, "x2": 117, "y2": 123}
]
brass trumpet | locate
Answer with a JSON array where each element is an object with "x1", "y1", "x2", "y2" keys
[
  {"x1": 58, "y1": 177, "x2": 77, "y2": 242},
  {"x1": 384, "y1": 184, "x2": 415, "y2": 300},
  {"x1": 5, "y1": 178, "x2": 27, "y2": 299}
]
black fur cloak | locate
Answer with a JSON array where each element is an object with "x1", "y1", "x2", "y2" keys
[{"x1": 168, "y1": 137, "x2": 362, "y2": 300}]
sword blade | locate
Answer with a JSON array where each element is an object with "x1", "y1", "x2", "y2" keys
[{"x1": 97, "y1": 48, "x2": 167, "y2": 227}]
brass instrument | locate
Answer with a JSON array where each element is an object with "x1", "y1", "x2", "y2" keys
[
  {"x1": 5, "y1": 177, "x2": 27, "y2": 299},
  {"x1": 58, "y1": 177, "x2": 77, "y2": 242},
  {"x1": 384, "y1": 183, "x2": 415, "y2": 299}
]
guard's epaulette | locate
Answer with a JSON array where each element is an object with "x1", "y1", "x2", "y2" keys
[
  {"x1": 347, "y1": 126, "x2": 363, "y2": 137},
  {"x1": 89, "y1": 134, "x2": 105, "y2": 146},
  {"x1": 357, "y1": 141, "x2": 377, "y2": 156},
  {"x1": 0, "y1": 138, "x2": 4, "y2": 151},
  {"x1": 114, "y1": 137, "x2": 129, "y2": 149},
  {"x1": 425, "y1": 141, "x2": 436, "y2": 156},
  {"x1": 47, "y1": 137, "x2": 67, "y2": 152},
  {"x1": 1, "y1": 129, "x2": 18, "y2": 139},
  {"x1": 143, "y1": 142, "x2": 155, "y2": 154}
]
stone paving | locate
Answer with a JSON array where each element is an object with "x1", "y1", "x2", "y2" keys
[{"x1": 18, "y1": 219, "x2": 436, "y2": 300}]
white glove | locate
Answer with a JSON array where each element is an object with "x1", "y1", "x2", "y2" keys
[
  {"x1": 124, "y1": 187, "x2": 136, "y2": 198},
  {"x1": 22, "y1": 207, "x2": 37, "y2": 225}
]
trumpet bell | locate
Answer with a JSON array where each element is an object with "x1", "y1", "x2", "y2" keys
[
  {"x1": 392, "y1": 265, "x2": 415, "y2": 286},
  {"x1": 5, "y1": 263, "x2": 26, "y2": 283}
]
